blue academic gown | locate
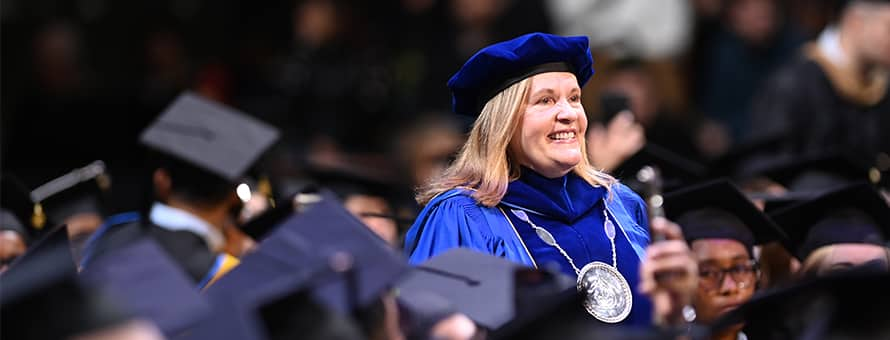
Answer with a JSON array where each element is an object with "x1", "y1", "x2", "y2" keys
[{"x1": 404, "y1": 170, "x2": 653, "y2": 326}]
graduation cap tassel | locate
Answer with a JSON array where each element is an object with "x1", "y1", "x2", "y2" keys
[
  {"x1": 258, "y1": 176, "x2": 275, "y2": 208},
  {"x1": 31, "y1": 203, "x2": 46, "y2": 230}
]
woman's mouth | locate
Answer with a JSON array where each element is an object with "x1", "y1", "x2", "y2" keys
[{"x1": 548, "y1": 131, "x2": 576, "y2": 141}]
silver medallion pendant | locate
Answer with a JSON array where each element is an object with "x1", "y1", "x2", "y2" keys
[{"x1": 577, "y1": 261, "x2": 633, "y2": 323}]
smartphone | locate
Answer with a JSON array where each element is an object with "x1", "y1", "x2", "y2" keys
[{"x1": 599, "y1": 92, "x2": 631, "y2": 123}]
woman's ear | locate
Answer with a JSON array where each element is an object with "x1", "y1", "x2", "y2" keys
[{"x1": 152, "y1": 168, "x2": 172, "y2": 203}]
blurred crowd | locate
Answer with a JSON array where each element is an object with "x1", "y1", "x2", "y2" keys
[{"x1": 0, "y1": 0, "x2": 860, "y2": 193}]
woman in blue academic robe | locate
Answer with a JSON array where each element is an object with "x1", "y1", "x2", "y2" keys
[{"x1": 404, "y1": 32, "x2": 697, "y2": 327}]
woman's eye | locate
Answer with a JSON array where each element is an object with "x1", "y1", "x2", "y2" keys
[
  {"x1": 538, "y1": 97, "x2": 554, "y2": 104},
  {"x1": 569, "y1": 95, "x2": 581, "y2": 102}
]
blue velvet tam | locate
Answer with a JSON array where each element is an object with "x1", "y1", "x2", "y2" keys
[{"x1": 447, "y1": 32, "x2": 594, "y2": 117}]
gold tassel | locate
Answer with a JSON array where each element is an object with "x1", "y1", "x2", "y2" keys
[
  {"x1": 258, "y1": 176, "x2": 275, "y2": 208},
  {"x1": 32, "y1": 203, "x2": 46, "y2": 230}
]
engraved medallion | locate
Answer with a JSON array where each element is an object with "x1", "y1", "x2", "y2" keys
[{"x1": 577, "y1": 261, "x2": 633, "y2": 323}]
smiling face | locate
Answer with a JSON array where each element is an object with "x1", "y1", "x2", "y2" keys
[{"x1": 509, "y1": 72, "x2": 586, "y2": 178}]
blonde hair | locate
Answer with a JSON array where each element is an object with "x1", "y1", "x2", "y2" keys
[
  {"x1": 417, "y1": 77, "x2": 615, "y2": 207},
  {"x1": 799, "y1": 244, "x2": 890, "y2": 277}
]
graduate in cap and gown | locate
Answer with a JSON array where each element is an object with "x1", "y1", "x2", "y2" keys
[
  {"x1": 30, "y1": 160, "x2": 113, "y2": 264},
  {"x1": 1, "y1": 231, "x2": 165, "y2": 340},
  {"x1": 664, "y1": 180, "x2": 787, "y2": 340},
  {"x1": 405, "y1": 32, "x2": 698, "y2": 327},
  {"x1": 770, "y1": 183, "x2": 890, "y2": 277},
  {"x1": 0, "y1": 175, "x2": 41, "y2": 272},
  {"x1": 81, "y1": 92, "x2": 280, "y2": 288},
  {"x1": 747, "y1": 0, "x2": 890, "y2": 171},
  {"x1": 197, "y1": 192, "x2": 409, "y2": 340}
]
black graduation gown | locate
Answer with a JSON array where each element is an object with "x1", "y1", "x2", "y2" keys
[{"x1": 747, "y1": 46, "x2": 890, "y2": 167}]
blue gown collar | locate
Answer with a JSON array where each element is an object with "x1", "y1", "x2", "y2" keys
[{"x1": 501, "y1": 167, "x2": 606, "y2": 223}]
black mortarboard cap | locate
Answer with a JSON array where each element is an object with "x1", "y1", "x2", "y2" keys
[
  {"x1": 79, "y1": 238, "x2": 212, "y2": 336},
  {"x1": 397, "y1": 248, "x2": 575, "y2": 331},
  {"x1": 7, "y1": 224, "x2": 74, "y2": 272},
  {"x1": 239, "y1": 196, "x2": 297, "y2": 241},
  {"x1": 140, "y1": 92, "x2": 280, "y2": 181},
  {"x1": 205, "y1": 223, "x2": 324, "y2": 303},
  {"x1": 30, "y1": 160, "x2": 112, "y2": 223},
  {"x1": 664, "y1": 179, "x2": 787, "y2": 252},
  {"x1": 746, "y1": 190, "x2": 822, "y2": 214},
  {"x1": 1, "y1": 174, "x2": 43, "y2": 242},
  {"x1": 707, "y1": 136, "x2": 785, "y2": 181},
  {"x1": 308, "y1": 165, "x2": 397, "y2": 202},
  {"x1": 396, "y1": 290, "x2": 458, "y2": 340},
  {"x1": 397, "y1": 248, "x2": 523, "y2": 329},
  {"x1": 1, "y1": 242, "x2": 132, "y2": 339},
  {"x1": 753, "y1": 154, "x2": 880, "y2": 193},
  {"x1": 712, "y1": 269, "x2": 890, "y2": 339},
  {"x1": 0, "y1": 208, "x2": 27, "y2": 242},
  {"x1": 614, "y1": 143, "x2": 708, "y2": 193},
  {"x1": 770, "y1": 183, "x2": 890, "y2": 260}
]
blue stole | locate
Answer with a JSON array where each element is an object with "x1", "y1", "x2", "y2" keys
[{"x1": 499, "y1": 170, "x2": 652, "y2": 325}]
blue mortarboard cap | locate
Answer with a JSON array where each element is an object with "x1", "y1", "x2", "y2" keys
[
  {"x1": 186, "y1": 271, "x2": 364, "y2": 340},
  {"x1": 205, "y1": 225, "x2": 324, "y2": 302},
  {"x1": 7, "y1": 224, "x2": 74, "y2": 271},
  {"x1": 1, "y1": 242, "x2": 133, "y2": 339},
  {"x1": 398, "y1": 248, "x2": 544, "y2": 330},
  {"x1": 664, "y1": 179, "x2": 787, "y2": 252},
  {"x1": 447, "y1": 32, "x2": 594, "y2": 117},
  {"x1": 769, "y1": 183, "x2": 890, "y2": 260},
  {"x1": 274, "y1": 193, "x2": 409, "y2": 311},
  {"x1": 208, "y1": 193, "x2": 408, "y2": 314},
  {"x1": 79, "y1": 239, "x2": 212, "y2": 336},
  {"x1": 140, "y1": 92, "x2": 281, "y2": 181},
  {"x1": 396, "y1": 290, "x2": 459, "y2": 340}
]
